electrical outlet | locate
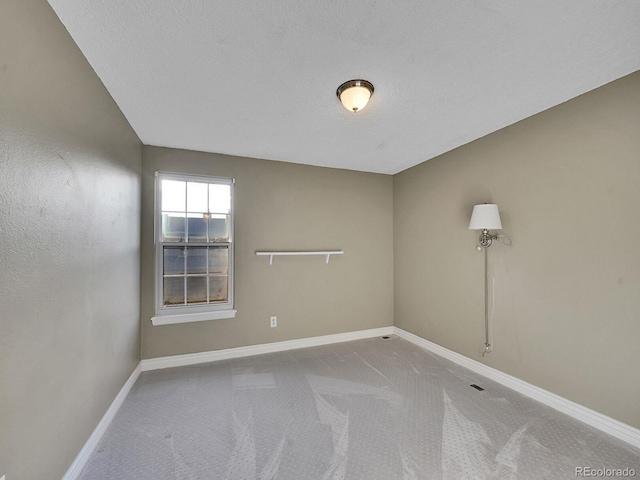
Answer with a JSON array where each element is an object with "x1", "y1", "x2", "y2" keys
[{"x1": 270, "y1": 316, "x2": 277, "y2": 328}]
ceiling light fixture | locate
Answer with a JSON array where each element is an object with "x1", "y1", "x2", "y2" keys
[{"x1": 336, "y1": 79, "x2": 374, "y2": 113}]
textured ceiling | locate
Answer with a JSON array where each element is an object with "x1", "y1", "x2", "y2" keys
[{"x1": 47, "y1": 1, "x2": 640, "y2": 174}]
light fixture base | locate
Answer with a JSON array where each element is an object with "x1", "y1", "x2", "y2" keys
[{"x1": 478, "y1": 229, "x2": 498, "y2": 248}]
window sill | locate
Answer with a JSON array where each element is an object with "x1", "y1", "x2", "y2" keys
[{"x1": 151, "y1": 309, "x2": 237, "y2": 326}]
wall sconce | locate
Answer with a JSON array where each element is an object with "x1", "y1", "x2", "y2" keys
[
  {"x1": 469, "y1": 204, "x2": 503, "y2": 248},
  {"x1": 469, "y1": 203, "x2": 510, "y2": 356},
  {"x1": 336, "y1": 79, "x2": 374, "y2": 113}
]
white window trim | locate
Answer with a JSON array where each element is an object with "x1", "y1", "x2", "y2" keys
[
  {"x1": 153, "y1": 172, "x2": 235, "y2": 326},
  {"x1": 151, "y1": 309, "x2": 237, "y2": 326}
]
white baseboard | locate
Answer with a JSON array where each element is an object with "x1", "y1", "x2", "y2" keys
[
  {"x1": 393, "y1": 327, "x2": 640, "y2": 449},
  {"x1": 62, "y1": 363, "x2": 142, "y2": 480},
  {"x1": 141, "y1": 326, "x2": 395, "y2": 371}
]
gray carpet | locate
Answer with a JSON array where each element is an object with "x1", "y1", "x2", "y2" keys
[{"x1": 78, "y1": 336, "x2": 640, "y2": 479}]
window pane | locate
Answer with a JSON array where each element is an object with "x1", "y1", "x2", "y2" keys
[
  {"x1": 209, "y1": 276, "x2": 228, "y2": 302},
  {"x1": 163, "y1": 247, "x2": 184, "y2": 275},
  {"x1": 187, "y1": 214, "x2": 207, "y2": 242},
  {"x1": 164, "y1": 277, "x2": 185, "y2": 306},
  {"x1": 186, "y1": 247, "x2": 207, "y2": 274},
  {"x1": 161, "y1": 180, "x2": 185, "y2": 212},
  {"x1": 162, "y1": 213, "x2": 186, "y2": 242},
  {"x1": 209, "y1": 184, "x2": 230, "y2": 214},
  {"x1": 187, "y1": 182, "x2": 208, "y2": 213},
  {"x1": 209, "y1": 215, "x2": 230, "y2": 242},
  {"x1": 208, "y1": 246, "x2": 228, "y2": 274},
  {"x1": 186, "y1": 277, "x2": 207, "y2": 304}
]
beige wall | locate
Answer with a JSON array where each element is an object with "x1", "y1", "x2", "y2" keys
[
  {"x1": 0, "y1": 1, "x2": 142, "y2": 479},
  {"x1": 394, "y1": 71, "x2": 640, "y2": 428},
  {"x1": 141, "y1": 146, "x2": 394, "y2": 358}
]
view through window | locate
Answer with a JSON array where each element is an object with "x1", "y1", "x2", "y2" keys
[{"x1": 156, "y1": 173, "x2": 234, "y2": 314}]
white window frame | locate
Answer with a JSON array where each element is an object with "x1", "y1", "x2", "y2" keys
[{"x1": 151, "y1": 172, "x2": 236, "y2": 326}]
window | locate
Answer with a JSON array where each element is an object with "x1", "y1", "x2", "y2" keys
[{"x1": 152, "y1": 172, "x2": 235, "y2": 326}]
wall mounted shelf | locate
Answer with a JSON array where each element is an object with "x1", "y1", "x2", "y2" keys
[{"x1": 255, "y1": 250, "x2": 344, "y2": 265}]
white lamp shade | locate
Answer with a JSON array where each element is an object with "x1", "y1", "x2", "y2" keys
[
  {"x1": 339, "y1": 85, "x2": 372, "y2": 112},
  {"x1": 469, "y1": 204, "x2": 502, "y2": 230}
]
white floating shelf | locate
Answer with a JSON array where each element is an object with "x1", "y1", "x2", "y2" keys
[{"x1": 256, "y1": 250, "x2": 344, "y2": 265}]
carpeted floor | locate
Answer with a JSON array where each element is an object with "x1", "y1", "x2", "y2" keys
[{"x1": 78, "y1": 336, "x2": 640, "y2": 479}]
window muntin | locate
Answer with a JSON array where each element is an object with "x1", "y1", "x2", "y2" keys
[{"x1": 155, "y1": 173, "x2": 234, "y2": 316}]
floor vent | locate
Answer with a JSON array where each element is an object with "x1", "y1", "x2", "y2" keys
[{"x1": 470, "y1": 384, "x2": 485, "y2": 391}]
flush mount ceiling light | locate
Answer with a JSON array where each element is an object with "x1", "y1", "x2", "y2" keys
[{"x1": 336, "y1": 79, "x2": 374, "y2": 113}]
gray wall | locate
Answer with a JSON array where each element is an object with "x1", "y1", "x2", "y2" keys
[
  {"x1": 141, "y1": 146, "x2": 394, "y2": 358},
  {"x1": 394, "y1": 71, "x2": 640, "y2": 428},
  {"x1": 0, "y1": 1, "x2": 142, "y2": 479}
]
